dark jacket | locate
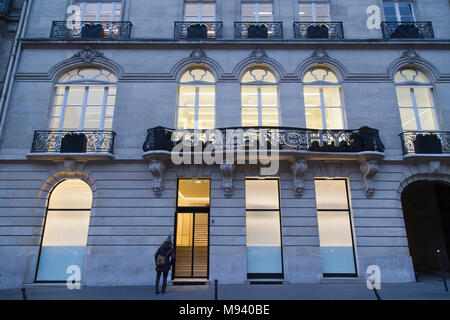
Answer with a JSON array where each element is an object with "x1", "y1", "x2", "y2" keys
[{"x1": 155, "y1": 242, "x2": 175, "y2": 272}]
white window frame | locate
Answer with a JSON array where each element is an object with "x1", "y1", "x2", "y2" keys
[
  {"x1": 76, "y1": 1, "x2": 122, "y2": 22},
  {"x1": 241, "y1": 1, "x2": 274, "y2": 22},
  {"x1": 298, "y1": 1, "x2": 331, "y2": 22},
  {"x1": 383, "y1": 1, "x2": 415, "y2": 22},
  {"x1": 184, "y1": 1, "x2": 216, "y2": 21}
]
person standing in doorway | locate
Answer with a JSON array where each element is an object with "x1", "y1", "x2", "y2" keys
[{"x1": 154, "y1": 236, "x2": 175, "y2": 294}]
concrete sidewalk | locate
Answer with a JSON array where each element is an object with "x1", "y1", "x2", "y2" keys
[{"x1": 1, "y1": 278, "x2": 450, "y2": 300}]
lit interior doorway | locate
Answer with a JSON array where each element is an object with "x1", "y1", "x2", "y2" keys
[{"x1": 401, "y1": 181, "x2": 450, "y2": 277}]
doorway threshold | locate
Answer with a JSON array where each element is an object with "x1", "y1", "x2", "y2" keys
[{"x1": 172, "y1": 278, "x2": 209, "y2": 285}]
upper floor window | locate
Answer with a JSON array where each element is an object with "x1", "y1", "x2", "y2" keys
[
  {"x1": 75, "y1": 1, "x2": 122, "y2": 22},
  {"x1": 241, "y1": 67, "x2": 279, "y2": 127},
  {"x1": 303, "y1": 67, "x2": 345, "y2": 130},
  {"x1": 299, "y1": 1, "x2": 330, "y2": 22},
  {"x1": 383, "y1": 1, "x2": 415, "y2": 22},
  {"x1": 50, "y1": 68, "x2": 117, "y2": 131},
  {"x1": 184, "y1": 0, "x2": 216, "y2": 21},
  {"x1": 241, "y1": 0, "x2": 273, "y2": 22},
  {"x1": 177, "y1": 68, "x2": 216, "y2": 130},
  {"x1": 395, "y1": 69, "x2": 438, "y2": 131}
]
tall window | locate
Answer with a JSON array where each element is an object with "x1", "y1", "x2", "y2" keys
[
  {"x1": 245, "y1": 178, "x2": 283, "y2": 279},
  {"x1": 241, "y1": 0, "x2": 273, "y2": 21},
  {"x1": 383, "y1": 1, "x2": 415, "y2": 22},
  {"x1": 299, "y1": 1, "x2": 330, "y2": 22},
  {"x1": 36, "y1": 179, "x2": 92, "y2": 281},
  {"x1": 184, "y1": 0, "x2": 216, "y2": 21},
  {"x1": 75, "y1": 1, "x2": 122, "y2": 22},
  {"x1": 314, "y1": 179, "x2": 357, "y2": 276},
  {"x1": 241, "y1": 67, "x2": 279, "y2": 127},
  {"x1": 177, "y1": 68, "x2": 216, "y2": 130},
  {"x1": 395, "y1": 69, "x2": 439, "y2": 131},
  {"x1": 50, "y1": 68, "x2": 117, "y2": 131},
  {"x1": 303, "y1": 67, "x2": 345, "y2": 129}
]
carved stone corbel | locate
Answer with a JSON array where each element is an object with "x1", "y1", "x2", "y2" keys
[
  {"x1": 220, "y1": 163, "x2": 235, "y2": 198},
  {"x1": 360, "y1": 160, "x2": 379, "y2": 198},
  {"x1": 149, "y1": 160, "x2": 166, "y2": 198},
  {"x1": 291, "y1": 159, "x2": 308, "y2": 198}
]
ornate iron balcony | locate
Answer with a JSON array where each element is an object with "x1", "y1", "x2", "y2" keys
[
  {"x1": 174, "y1": 21, "x2": 223, "y2": 39},
  {"x1": 400, "y1": 131, "x2": 449, "y2": 155},
  {"x1": 0, "y1": 0, "x2": 11, "y2": 15},
  {"x1": 381, "y1": 21, "x2": 434, "y2": 40},
  {"x1": 50, "y1": 21, "x2": 132, "y2": 40},
  {"x1": 31, "y1": 130, "x2": 116, "y2": 154},
  {"x1": 294, "y1": 22, "x2": 344, "y2": 39},
  {"x1": 234, "y1": 22, "x2": 283, "y2": 39},
  {"x1": 143, "y1": 126, "x2": 385, "y2": 153}
]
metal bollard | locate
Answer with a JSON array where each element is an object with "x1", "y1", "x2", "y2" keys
[
  {"x1": 214, "y1": 279, "x2": 218, "y2": 300},
  {"x1": 437, "y1": 250, "x2": 448, "y2": 292}
]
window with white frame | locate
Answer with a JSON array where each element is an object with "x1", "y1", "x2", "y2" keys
[
  {"x1": 184, "y1": 0, "x2": 216, "y2": 21},
  {"x1": 50, "y1": 68, "x2": 117, "y2": 131},
  {"x1": 241, "y1": 0, "x2": 273, "y2": 22},
  {"x1": 177, "y1": 68, "x2": 216, "y2": 130},
  {"x1": 241, "y1": 67, "x2": 279, "y2": 127},
  {"x1": 75, "y1": 1, "x2": 122, "y2": 22},
  {"x1": 303, "y1": 67, "x2": 345, "y2": 130},
  {"x1": 395, "y1": 69, "x2": 439, "y2": 131},
  {"x1": 299, "y1": 1, "x2": 330, "y2": 22},
  {"x1": 383, "y1": 1, "x2": 415, "y2": 22}
]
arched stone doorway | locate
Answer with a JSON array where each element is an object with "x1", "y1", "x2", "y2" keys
[{"x1": 401, "y1": 181, "x2": 450, "y2": 277}]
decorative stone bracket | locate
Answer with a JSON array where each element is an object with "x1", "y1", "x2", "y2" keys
[
  {"x1": 291, "y1": 159, "x2": 308, "y2": 198},
  {"x1": 220, "y1": 163, "x2": 235, "y2": 198},
  {"x1": 149, "y1": 160, "x2": 166, "y2": 198},
  {"x1": 360, "y1": 160, "x2": 379, "y2": 198}
]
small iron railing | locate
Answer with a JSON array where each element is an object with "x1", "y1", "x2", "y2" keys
[
  {"x1": 234, "y1": 21, "x2": 283, "y2": 39},
  {"x1": 293, "y1": 21, "x2": 344, "y2": 39},
  {"x1": 381, "y1": 21, "x2": 434, "y2": 39},
  {"x1": 174, "y1": 21, "x2": 223, "y2": 39},
  {"x1": 400, "y1": 131, "x2": 449, "y2": 155},
  {"x1": 50, "y1": 21, "x2": 132, "y2": 40}
]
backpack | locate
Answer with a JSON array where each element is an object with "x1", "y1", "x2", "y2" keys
[{"x1": 156, "y1": 249, "x2": 170, "y2": 267}]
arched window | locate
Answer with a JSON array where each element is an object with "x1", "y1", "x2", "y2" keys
[
  {"x1": 395, "y1": 68, "x2": 438, "y2": 131},
  {"x1": 303, "y1": 67, "x2": 345, "y2": 130},
  {"x1": 50, "y1": 68, "x2": 117, "y2": 131},
  {"x1": 177, "y1": 67, "x2": 216, "y2": 129},
  {"x1": 36, "y1": 179, "x2": 92, "y2": 282},
  {"x1": 241, "y1": 67, "x2": 279, "y2": 127}
]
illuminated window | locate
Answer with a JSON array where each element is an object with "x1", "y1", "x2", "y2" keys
[
  {"x1": 315, "y1": 179, "x2": 357, "y2": 276},
  {"x1": 184, "y1": 0, "x2": 216, "y2": 21},
  {"x1": 49, "y1": 68, "x2": 117, "y2": 131},
  {"x1": 299, "y1": 1, "x2": 330, "y2": 22},
  {"x1": 241, "y1": 0, "x2": 273, "y2": 22},
  {"x1": 36, "y1": 179, "x2": 92, "y2": 281},
  {"x1": 177, "y1": 68, "x2": 216, "y2": 130},
  {"x1": 395, "y1": 69, "x2": 438, "y2": 131},
  {"x1": 241, "y1": 67, "x2": 279, "y2": 127},
  {"x1": 303, "y1": 67, "x2": 345, "y2": 130},
  {"x1": 75, "y1": 1, "x2": 122, "y2": 22}
]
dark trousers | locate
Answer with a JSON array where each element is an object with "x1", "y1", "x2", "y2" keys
[{"x1": 155, "y1": 271, "x2": 169, "y2": 293}]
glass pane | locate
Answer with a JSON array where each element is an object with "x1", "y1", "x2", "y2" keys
[
  {"x1": 258, "y1": 4, "x2": 273, "y2": 21},
  {"x1": 396, "y1": 88, "x2": 413, "y2": 107},
  {"x1": 178, "y1": 179, "x2": 210, "y2": 207},
  {"x1": 105, "y1": 106, "x2": 115, "y2": 117},
  {"x1": 325, "y1": 108, "x2": 344, "y2": 129},
  {"x1": 260, "y1": 87, "x2": 278, "y2": 107},
  {"x1": 198, "y1": 107, "x2": 215, "y2": 129},
  {"x1": 185, "y1": 4, "x2": 199, "y2": 19},
  {"x1": 418, "y1": 108, "x2": 438, "y2": 131},
  {"x1": 242, "y1": 107, "x2": 259, "y2": 127},
  {"x1": 175, "y1": 213, "x2": 193, "y2": 278},
  {"x1": 314, "y1": 179, "x2": 349, "y2": 210},
  {"x1": 317, "y1": 210, "x2": 356, "y2": 274},
  {"x1": 305, "y1": 107, "x2": 323, "y2": 129},
  {"x1": 179, "y1": 87, "x2": 196, "y2": 107},
  {"x1": 51, "y1": 106, "x2": 62, "y2": 117},
  {"x1": 83, "y1": 106, "x2": 102, "y2": 129},
  {"x1": 49, "y1": 118, "x2": 59, "y2": 129},
  {"x1": 193, "y1": 213, "x2": 209, "y2": 277},
  {"x1": 245, "y1": 179, "x2": 279, "y2": 210},
  {"x1": 201, "y1": 4, "x2": 216, "y2": 20},
  {"x1": 315, "y1": 4, "x2": 330, "y2": 20},
  {"x1": 66, "y1": 87, "x2": 85, "y2": 105},
  {"x1": 241, "y1": 87, "x2": 258, "y2": 107},
  {"x1": 242, "y1": 4, "x2": 257, "y2": 20},
  {"x1": 107, "y1": 95, "x2": 116, "y2": 106},
  {"x1": 177, "y1": 107, "x2": 195, "y2": 129},
  {"x1": 198, "y1": 87, "x2": 215, "y2": 106},
  {"x1": 104, "y1": 118, "x2": 113, "y2": 130},
  {"x1": 383, "y1": 4, "x2": 397, "y2": 21},
  {"x1": 49, "y1": 179, "x2": 93, "y2": 210},
  {"x1": 54, "y1": 95, "x2": 64, "y2": 106},
  {"x1": 304, "y1": 87, "x2": 321, "y2": 107},
  {"x1": 399, "y1": 108, "x2": 418, "y2": 130},
  {"x1": 63, "y1": 106, "x2": 82, "y2": 129},
  {"x1": 262, "y1": 108, "x2": 279, "y2": 126},
  {"x1": 299, "y1": 4, "x2": 313, "y2": 20},
  {"x1": 87, "y1": 87, "x2": 105, "y2": 105},
  {"x1": 323, "y1": 87, "x2": 341, "y2": 107},
  {"x1": 246, "y1": 211, "x2": 282, "y2": 274},
  {"x1": 414, "y1": 88, "x2": 433, "y2": 107}
]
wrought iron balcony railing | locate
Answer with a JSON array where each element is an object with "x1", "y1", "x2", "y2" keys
[
  {"x1": 50, "y1": 21, "x2": 132, "y2": 40},
  {"x1": 143, "y1": 126, "x2": 385, "y2": 153},
  {"x1": 31, "y1": 130, "x2": 116, "y2": 154},
  {"x1": 174, "y1": 21, "x2": 223, "y2": 39},
  {"x1": 400, "y1": 131, "x2": 449, "y2": 155},
  {"x1": 0, "y1": 0, "x2": 11, "y2": 15},
  {"x1": 381, "y1": 21, "x2": 434, "y2": 40},
  {"x1": 293, "y1": 21, "x2": 344, "y2": 39},
  {"x1": 234, "y1": 22, "x2": 283, "y2": 39}
]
